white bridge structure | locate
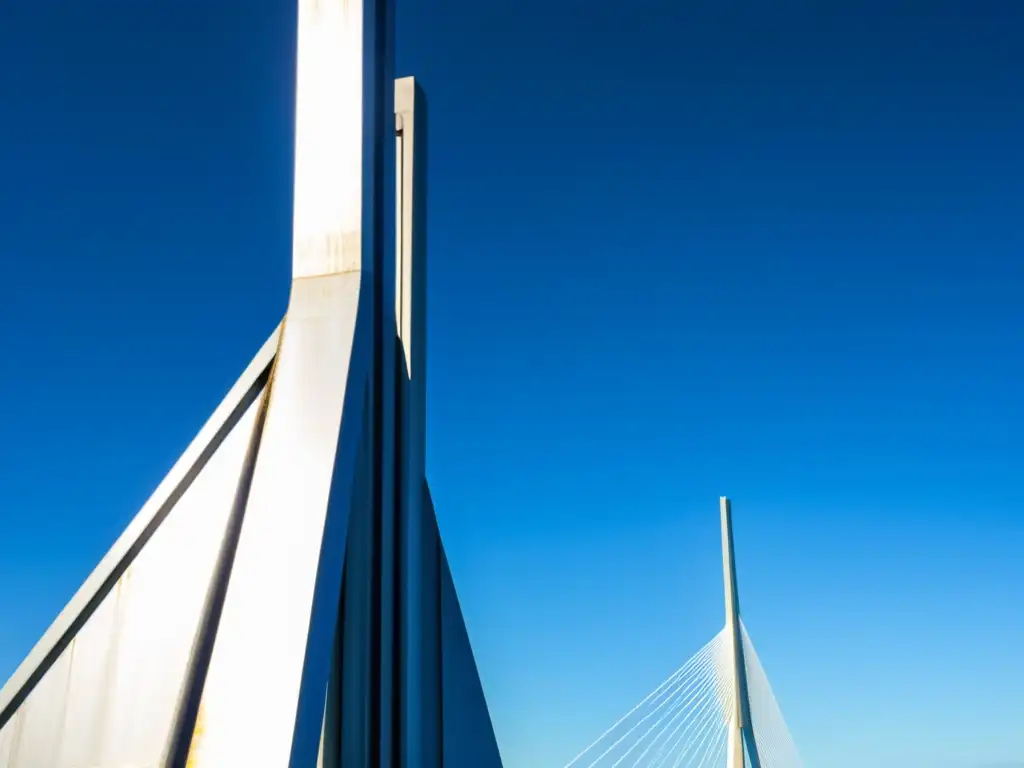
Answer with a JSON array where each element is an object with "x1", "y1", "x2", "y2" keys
[
  {"x1": 562, "y1": 499, "x2": 803, "y2": 768},
  {"x1": 0, "y1": 0, "x2": 503, "y2": 765},
  {"x1": 0, "y1": 0, "x2": 804, "y2": 765}
]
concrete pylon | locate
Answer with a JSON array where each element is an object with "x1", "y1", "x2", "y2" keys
[
  {"x1": 721, "y1": 497, "x2": 762, "y2": 768},
  {"x1": 0, "y1": 0, "x2": 505, "y2": 765}
]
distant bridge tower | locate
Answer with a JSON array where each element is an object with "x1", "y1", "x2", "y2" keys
[
  {"x1": 560, "y1": 499, "x2": 801, "y2": 768},
  {"x1": 721, "y1": 497, "x2": 764, "y2": 768}
]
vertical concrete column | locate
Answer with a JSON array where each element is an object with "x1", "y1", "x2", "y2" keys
[{"x1": 721, "y1": 497, "x2": 762, "y2": 768}]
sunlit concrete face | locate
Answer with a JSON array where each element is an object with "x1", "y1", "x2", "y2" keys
[
  {"x1": 0, "y1": 395, "x2": 265, "y2": 768},
  {"x1": 292, "y1": 0, "x2": 365, "y2": 278},
  {"x1": 191, "y1": 283, "x2": 365, "y2": 768},
  {"x1": 0, "y1": 326, "x2": 278, "y2": 767},
  {"x1": 189, "y1": 0, "x2": 374, "y2": 763}
]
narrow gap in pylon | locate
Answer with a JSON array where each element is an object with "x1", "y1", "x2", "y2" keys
[{"x1": 390, "y1": 338, "x2": 405, "y2": 764}]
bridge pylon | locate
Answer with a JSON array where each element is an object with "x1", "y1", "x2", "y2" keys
[
  {"x1": 0, "y1": 1, "x2": 505, "y2": 765},
  {"x1": 720, "y1": 496, "x2": 764, "y2": 768}
]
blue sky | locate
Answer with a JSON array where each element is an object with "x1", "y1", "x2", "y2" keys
[{"x1": 1, "y1": 1, "x2": 1022, "y2": 766}]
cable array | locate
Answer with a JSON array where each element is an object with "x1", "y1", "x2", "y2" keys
[
  {"x1": 563, "y1": 624, "x2": 804, "y2": 768},
  {"x1": 740, "y1": 622, "x2": 803, "y2": 768},
  {"x1": 562, "y1": 629, "x2": 735, "y2": 768}
]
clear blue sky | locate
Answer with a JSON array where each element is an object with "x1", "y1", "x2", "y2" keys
[{"x1": 0, "y1": 2, "x2": 1022, "y2": 766}]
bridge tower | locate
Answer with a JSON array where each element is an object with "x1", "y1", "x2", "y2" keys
[
  {"x1": 721, "y1": 497, "x2": 764, "y2": 768},
  {"x1": 0, "y1": 1, "x2": 505, "y2": 766}
]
